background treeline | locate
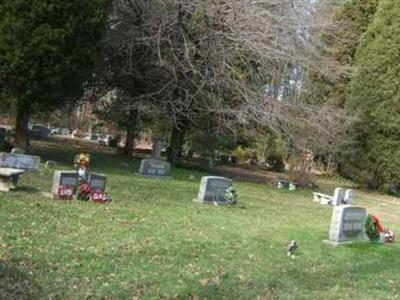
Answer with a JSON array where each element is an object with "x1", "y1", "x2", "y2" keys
[{"x1": 1, "y1": 0, "x2": 399, "y2": 191}]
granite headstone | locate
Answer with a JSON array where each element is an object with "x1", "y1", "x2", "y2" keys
[
  {"x1": 52, "y1": 171, "x2": 79, "y2": 197},
  {"x1": 196, "y1": 176, "x2": 232, "y2": 204},
  {"x1": 323, "y1": 205, "x2": 367, "y2": 246},
  {"x1": 87, "y1": 172, "x2": 107, "y2": 192},
  {"x1": 139, "y1": 159, "x2": 171, "y2": 177},
  {"x1": 0, "y1": 152, "x2": 40, "y2": 170}
]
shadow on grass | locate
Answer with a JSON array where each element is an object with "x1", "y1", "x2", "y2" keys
[
  {"x1": 17, "y1": 186, "x2": 42, "y2": 194},
  {"x1": 0, "y1": 260, "x2": 41, "y2": 300}
]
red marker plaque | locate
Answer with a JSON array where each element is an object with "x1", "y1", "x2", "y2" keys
[
  {"x1": 57, "y1": 185, "x2": 75, "y2": 200},
  {"x1": 90, "y1": 190, "x2": 108, "y2": 203}
]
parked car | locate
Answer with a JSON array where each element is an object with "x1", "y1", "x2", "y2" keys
[
  {"x1": 97, "y1": 134, "x2": 116, "y2": 146},
  {"x1": 51, "y1": 128, "x2": 72, "y2": 136},
  {"x1": 29, "y1": 124, "x2": 50, "y2": 139},
  {"x1": 83, "y1": 133, "x2": 100, "y2": 142}
]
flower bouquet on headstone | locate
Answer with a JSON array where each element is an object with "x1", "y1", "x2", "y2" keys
[
  {"x1": 225, "y1": 186, "x2": 238, "y2": 207},
  {"x1": 78, "y1": 181, "x2": 91, "y2": 201},
  {"x1": 74, "y1": 153, "x2": 91, "y2": 201}
]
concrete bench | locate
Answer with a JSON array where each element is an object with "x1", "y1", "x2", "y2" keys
[
  {"x1": 313, "y1": 192, "x2": 332, "y2": 205},
  {"x1": 313, "y1": 187, "x2": 355, "y2": 206},
  {"x1": 0, "y1": 152, "x2": 40, "y2": 192}
]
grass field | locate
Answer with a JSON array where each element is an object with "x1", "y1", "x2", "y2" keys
[{"x1": 1, "y1": 140, "x2": 400, "y2": 299}]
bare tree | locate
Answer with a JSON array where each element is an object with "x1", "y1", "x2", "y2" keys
[{"x1": 98, "y1": 0, "x2": 347, "y2": 161}]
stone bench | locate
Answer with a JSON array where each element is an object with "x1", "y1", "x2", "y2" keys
[
  {"x1": 0, "y1": 152, "x2": 40, "y2": 192},
  {"x1": 313, "y1": 192, "x2": 332, "y2": 205},
  {"x1": 313, "y1": 187, "x2": 355, "y2": 206}
]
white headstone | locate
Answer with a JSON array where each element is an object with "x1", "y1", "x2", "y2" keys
[
  {"x1": 196, "y1": 176, "x2": 232, "y2": 204},
  {"x1": 344, "y1": 189, "x2": 355, "y2": 205},
  {"x1": 323, "y1": 205, "x2": 367, "y2": 246},
  {"x1": 331, "y1": 187, "x2": 345, "y2": 206}
]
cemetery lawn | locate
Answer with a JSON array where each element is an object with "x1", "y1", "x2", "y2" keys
[{"x1": 1, "y1": 141, "x2": 400, "y2": 300}]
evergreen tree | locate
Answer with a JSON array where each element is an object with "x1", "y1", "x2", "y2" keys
[
  {"x1": 349, "y1": 0, "x2": 400, "y2": 188},
  {"x1": 0, "y1": 0, "x2": 109, "y2": 147},
  {"x1": 302, "y1": 0, "x2": 380, "y2": 107}
]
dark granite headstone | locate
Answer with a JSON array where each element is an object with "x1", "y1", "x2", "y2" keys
[
  {"x1": 0, "y1": 152, "x2": 40, "y2": 170},
  {"x1": 88, "y1": 172, "x2": 107, "y2": 192},
  {"x1": 139, "y1": 159, "x2": 171, "y2": 177},
  {"x1": 52, "y1": 171, "x2": 79, "y2": 197}
]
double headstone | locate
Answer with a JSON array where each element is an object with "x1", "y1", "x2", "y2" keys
[
  {"x1": 332, "y1": 188, "x2": 356, "y2": 206},
  {"x1": 196, "y1": 176, "x2": 232, "y2": 204},
  {"x1": 52, "y1": 171, "x2": 107, "y2": 200},
  {"x1": 331, "y1": 188, "x2": 345, "y2": 206},
  {"x1": 138, "y1": 138, "x2": 171, "y2": 177},
  {"x1": 323, "y1": 205, "x2": 367, "y2": 246}
]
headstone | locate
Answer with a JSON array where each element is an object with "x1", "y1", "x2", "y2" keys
[
  {"x1": 323, "y1": 205, "x2": 367, "y2": 246},
  {"x1": 196, "y1": 176, "x2": 232, "y2": 204},
  {"x1": 45, "y1": 160, "x2": 57, "y2": 169},
  {"x1": 289, "y1": 183, "x2": 296, "y2": 191},
  {"x1": 344, "y1": 189, "x2": 355, "y2": 205},
  {"x1": 11, "y1": 148, "x2": 25, "y2": 154},
  {"x1": 52, "y1": 171, "x2": 79, "y2": 199},
  {"x1": 87, "y1": 172, "x2": 107, "y2": 192},
  {"x1": 139, "y1": 159, "x2": 171, "y2": 177},
  {"x1": 331, "y1": 187, "x2": 345, "y2": 206},
  {"x1": 152, "y1": 138, "x2": 165, "y2": 159},
  {"x1": 0, "y1": 152, "x2": 40, "y2": 170}
]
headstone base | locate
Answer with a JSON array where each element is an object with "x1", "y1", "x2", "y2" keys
[
  {"x1": 194, "y1": 199, "x2": 229, "y2": 206},
  {"x1": 322, "y1": 239, "x2": 367, "y2": 247}
]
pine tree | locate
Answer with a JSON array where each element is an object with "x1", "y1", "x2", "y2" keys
[
  {"x1": 0, "y1": 0, "x2": 109, "y2": 147},
  {"x1": 349, "y1": 0, "x2": 400, "y2": 188}
]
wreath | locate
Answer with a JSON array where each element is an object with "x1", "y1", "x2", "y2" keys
[{"x1": 365, "y1": 214, "x2": 383, "y2": 242}]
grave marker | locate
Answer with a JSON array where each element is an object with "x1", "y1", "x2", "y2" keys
[
  {"x1": 344, "y1": 189, "x2": 355, "y2": 205},
  {"x1": 139, "y1": 159, "x2": 171, "y2": 177},
  {"x1": 52, "y1": 171, "x2": 79, "y2": 199},
  {"x1": 0, "y1": 152, "x2": 40, "y2": 170},
  {"x1": 196, "y1": 176, "x2": 232, "y2": 204},
  {"x1": 331, "y1": 187, "x2": 345, "y2": 206},
  {"x1": 87, "y1": 172, "x2": 107, "y2": 192},
  {"x1": 323, "y1": 205, "x2": 367, "y2": 246}
]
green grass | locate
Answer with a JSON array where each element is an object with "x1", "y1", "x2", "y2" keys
[{"x1": 1, "y1": 140, "x2": 400, "y2": 299}]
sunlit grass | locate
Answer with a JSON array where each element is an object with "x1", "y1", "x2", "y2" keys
[{"x1": 0, "y1": 140, "x2": 399, "y2": 299}]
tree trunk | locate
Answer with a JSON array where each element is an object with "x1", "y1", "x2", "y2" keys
[
  {"x1": 167, "y1": 121, "x2": 189, "y2": 164},
  {"x1": 123, "y1": 108, "x2": 138, "y2": 156},
  {"x1": 15, "y1": 104, "x2": 30, "y2": 149}
]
